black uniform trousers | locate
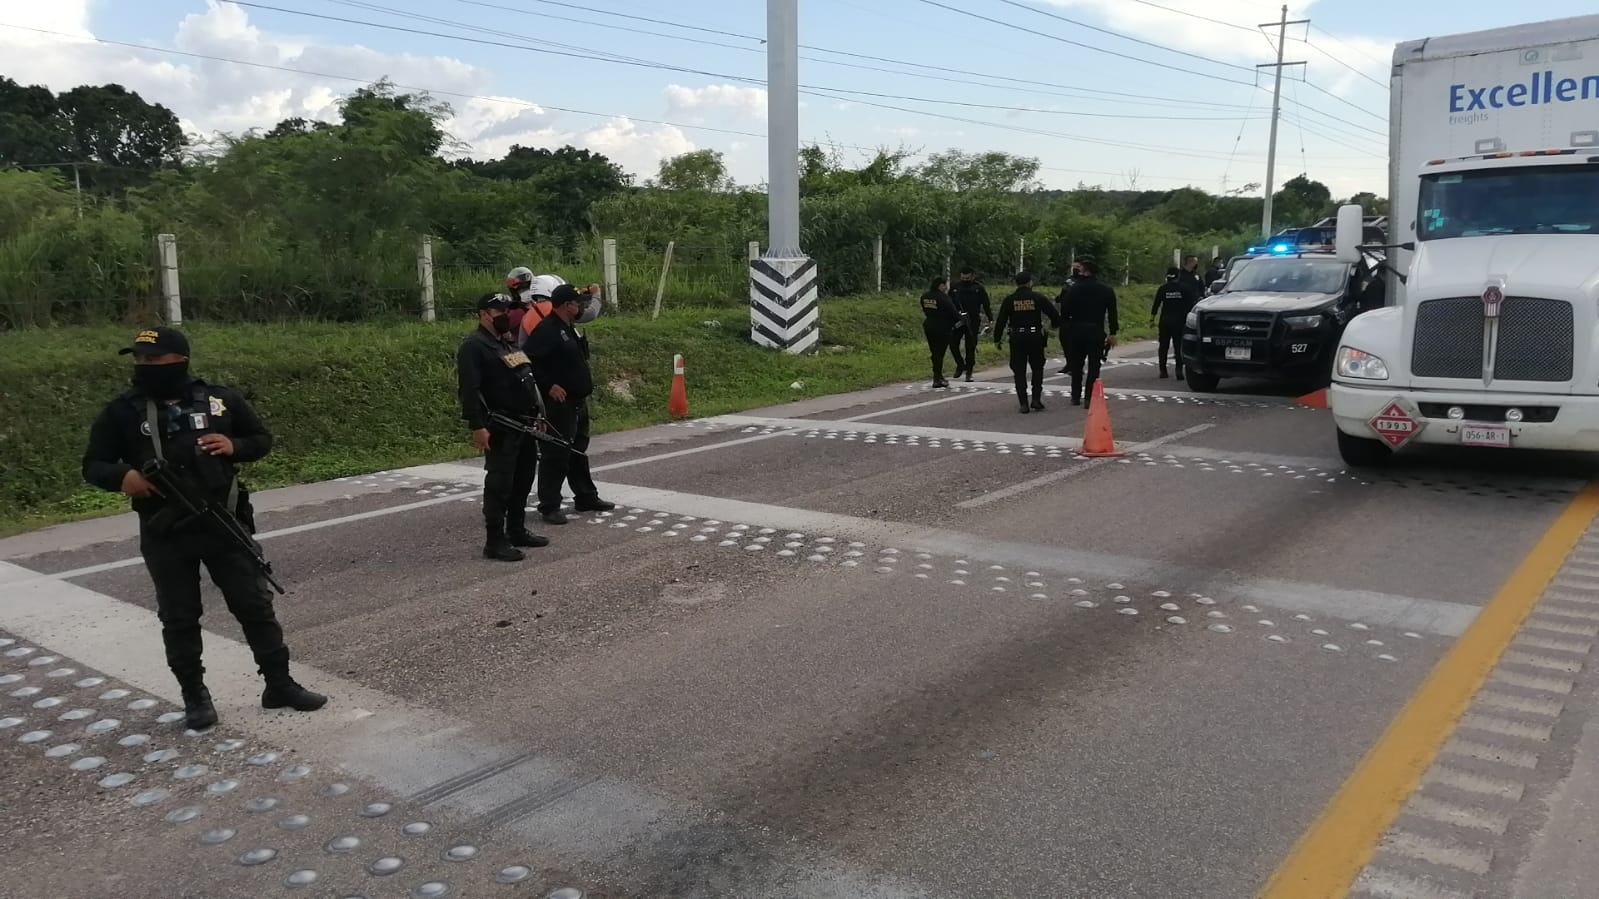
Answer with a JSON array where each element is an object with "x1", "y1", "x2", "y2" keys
[
  {"x1": 139, "y1": 526, "x2": 288, "y2": 685},
  {"x1": 1008, "y1": 331, "x2": 1047, "y2": 402},
  {"x1": 1157, "y1": 316, "x2": 1186, "y2": 376},
  {"x1": 1065, "y1": 325, "x2": 1107, "y2": 403},
  {"x1": 923, "y1": 320, "x2": 967, "y2": 381},
  {"x1": 483, "y1": 422, "x2": 539, "y2": 533},
  {"x1": 962, "y1": 319, "x2": 983, "y2": 374},
  {"x1": 537, "y1": 398, "x2": 599, "y2": 514}
]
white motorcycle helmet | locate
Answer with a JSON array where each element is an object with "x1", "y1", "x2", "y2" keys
[{"x1": 527, "y1": 274, "x2": 566, "y2": 299}]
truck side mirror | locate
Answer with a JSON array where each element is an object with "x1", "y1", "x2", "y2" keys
[{"x1": 1334, "y1": 204, "x2": 1363, "y2": 263}]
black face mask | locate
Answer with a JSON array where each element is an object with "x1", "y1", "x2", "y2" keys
[
  {"x1": 132, "y1": 361, "x2": 190, "y2": 399},
  {"x1": 490, "y1": 313, "x2": 513, "y2": 335}
]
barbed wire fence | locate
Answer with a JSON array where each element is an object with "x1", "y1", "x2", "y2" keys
[{"x1": 0, "y1": 230, "x2": 1195, "y2": 330}]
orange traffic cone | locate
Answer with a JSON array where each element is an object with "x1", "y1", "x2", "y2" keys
[
  {"x1": 1078, "y1": 379, "x2": 1123, "y2": 458},
  {"x1": 1296, "y1": 387, "x2": 1329, "y2": 408},
  {"x1": 668, "y1": 354, "x2": 689, "y2": 418}
]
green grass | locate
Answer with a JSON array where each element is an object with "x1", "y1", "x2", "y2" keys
[{"x1": 0, "y1": 288, "x2": 1157, "y2": 536}]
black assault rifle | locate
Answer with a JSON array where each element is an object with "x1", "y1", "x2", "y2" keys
[
  {"x1": 141, "y1": 459, "x2": 286, "y2": 594},
  {"x1": 487, "y1": 410, "x2": 587, "y2": 457}
]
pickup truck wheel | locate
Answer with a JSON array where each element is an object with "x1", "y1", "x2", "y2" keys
[
  {"x1": 1185, "y1": 369, "x2": 1220, "y2": 392},
  {"x1": 1336, "y1": 428, "x2": 1392, "y2": 467}
]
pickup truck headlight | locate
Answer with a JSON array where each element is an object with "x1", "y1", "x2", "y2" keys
[
  {"x1": 1335, "y1": 346, "x2": 1389, "y2": 380},
  {"x1": 1184, "y1": 311, "x2": 1198, "y2": 330},
  {"x1": 1283, "y1": 314, "x2": 1322, "y2": 330}
]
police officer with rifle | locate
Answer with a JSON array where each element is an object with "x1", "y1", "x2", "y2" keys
[
  {"x1": 458, "y1": 293, "x2": 557, "y2": 562},
  {"x1": 81, "y1": 327, "x2": 326, "y2": 732}
]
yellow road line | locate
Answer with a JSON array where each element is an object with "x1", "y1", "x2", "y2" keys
[{"x1": 1258, "y1": 482, "x2": 1599, "y2": 899}]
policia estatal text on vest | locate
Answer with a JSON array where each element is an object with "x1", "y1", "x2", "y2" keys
[{"x1": 82, "y1": 327, "x2": 327, "y2": 732}]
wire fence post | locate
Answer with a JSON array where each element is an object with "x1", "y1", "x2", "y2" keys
[
  {"x1": 417, "y1": 235, "x2": 436, "y2": 322},
  {"x1": 1172, "y1": 248, "x2": 1182, "y2": 268},
  {"x1": 1017, "y1": 236, "x2": 1026, "y2": 275},
  {"x1": 942, "y1": 234, "x2": 951, "y2": 286},
  {"x1": 155, "y1": 233, "x2": 182, "y2": 325},
  {"x1": 874, "y1": 236, "x2": 883, "y2": 293},
  {"x1": 651, "y1": 240, "x2": 675, "y2": 321},
  {"x1": 748, "y1": 240, "x2": 760, "y2": 262},
  {"x1": 602, "y1": 238, "x2": 619, "y2": 311}
]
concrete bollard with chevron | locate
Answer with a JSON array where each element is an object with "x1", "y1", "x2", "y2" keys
[{"x1": 749, "y1": 255, "x2": 820, "y2": 355}]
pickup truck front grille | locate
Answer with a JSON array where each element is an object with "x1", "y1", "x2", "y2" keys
[{"x1": 1411, "y1": 296, "x2": 1573, "y2": 382}]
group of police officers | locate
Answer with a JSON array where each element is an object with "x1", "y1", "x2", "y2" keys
[
  {"x1": 80, "y1": 254, "x2": 1214, "y2": 734},
  {"x1": 79, "y1": 267, "x2": 613, "y2": 732},
  {"x1": 920, "y1": 258, "x2": 1122, "y2": 412}
]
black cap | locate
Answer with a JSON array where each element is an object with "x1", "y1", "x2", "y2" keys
[
  {"x1": 550, "y1": 283, "x2": 583, "y2": 305},
  {"x1": 1166, "y1": 266, "x2": 1181, "y2": 279},
  {"x1": 119, "y1": 326, "x2": 190, "y2": 357},
  {"x1": 477, "y1": 292, "x2": 512, "y2": 311}
]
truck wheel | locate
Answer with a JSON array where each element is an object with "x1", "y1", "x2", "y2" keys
[
  {"x1": 1336, "y1": 428, "x2": 1392, "y2": 467},
  {"x1": 1185, "y1": 369, "x2": 1220, "y2": 392}
]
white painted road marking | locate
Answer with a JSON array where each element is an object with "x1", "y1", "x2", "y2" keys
[{"x1": 956, "y1": 423, "x2": 1217, "y2": 509}]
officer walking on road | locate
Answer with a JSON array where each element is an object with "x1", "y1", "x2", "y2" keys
[
  {"x1": 525, "y1": 284, "x2": 615, "y2": 525},
  {"x1": 950, "y1": 267, "x2": 993, "y2": 382},
  {"x1": 1179, "y1": 254, "x2": 1206, "y2": 298},
  {"x1": 1058, "y1": 260, "x2": 1085, "y2": 375},
  {"x1": 82, "y1": 327, "x2": 327, "y2": 731},
  {"x1": 1060, "y1": 259, "x2": 1120, "y2": 407},
  {"x1": 993, "y1": 271, "x2": 1061, "y2": 414},
  {"x1": 1151, "y1": 266, "x2": 1198, "y2": 380},
  {"x1": 457, "y1": 293, "x2": 551, "y2": 562},
  {"x1": 920, "y1": 277, "x2": 967, "y2": 388}
]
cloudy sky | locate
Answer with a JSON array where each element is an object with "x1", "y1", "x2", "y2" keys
[{"x1": 2, "y1": 0, "x2": 1593, "y2": 200}]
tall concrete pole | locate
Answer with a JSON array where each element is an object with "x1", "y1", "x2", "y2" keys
[
  {"x1": 1258, "y1": 5, "x2": 1307, "y2": 240},
  {"x1": 766, "y1": 0, "x2": 801, "y2": 257},
  {"x1": 749, "y1": 0, "x2": 819, "y2": 354}
]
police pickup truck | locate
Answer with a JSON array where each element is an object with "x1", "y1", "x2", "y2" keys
[{"x1": 1181, "y1": 250, "x2": 1384, "y2": 392}]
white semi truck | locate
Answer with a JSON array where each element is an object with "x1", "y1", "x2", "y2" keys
[{"x1": 1328, "y1": 14, "x2": 1599, "y2": 466}]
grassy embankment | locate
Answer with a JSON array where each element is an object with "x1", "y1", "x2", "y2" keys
[{"x1": 0, "y1": 289, "x2": 1158, "y2": 536}]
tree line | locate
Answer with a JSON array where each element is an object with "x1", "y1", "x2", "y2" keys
[{"x1": 0, "y1": 76, "x2": 1388, "y2": 327}]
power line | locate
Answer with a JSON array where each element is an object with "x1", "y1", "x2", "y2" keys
[
  {"x1": 348, "y1": 0, "x2": 1270, "y2": 120},
  {"x1": 1303, "y1": 38, "x2": 1387, "y2": 90},
  {"x1": 1311, "y1": 23, "x2": 1390, "y2": 69},
  {"x1": 0, "y1": 23, "x2": 1263, "y2": 186},
  {"x1": 460, "y1": 0, "x2": 762, "y2": 43},
  {"x1": 222, "y1": 1, "x2": 1339, "y2": 154},
  {"x1": 988, "y1": 0, "x2": 1255, "y2": 74},
  {"x1": 905, "y1": 0, "x2": 1385, "y2": 134},
  {"x1": 909, "y1": 0, "x2": 1258, "y2": 85},
  {"x1": 1121, "y1": 0, "x2": 1258, "y2": 33},
  {"x1": 438, "y1": 0, "x2": 1274, "y2": 114}
]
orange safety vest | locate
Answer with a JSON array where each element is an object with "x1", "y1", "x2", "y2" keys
[{"x1": 517, "y1": 300, "x2": 555, "y2": 341}]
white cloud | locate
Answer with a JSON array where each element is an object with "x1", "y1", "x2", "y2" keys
[
  {"x1": 0, "y1": 1, "x2": 697, "y2": 177},
  {"x1": 663, "y1": 83, "x2": 767, "y2": 120},
  {"x1": 1040, "y1": 0, "x2": 1393, "y2": 89}
]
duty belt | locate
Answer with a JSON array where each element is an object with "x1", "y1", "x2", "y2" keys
[{"x1": 1009, "y1": 326, "x2": 1042, "y2": 334}]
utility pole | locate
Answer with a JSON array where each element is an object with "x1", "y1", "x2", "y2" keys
[
  {"x1": 1258, "y1": 5, "x2": 1307, "y2": 240},
  {"x1": 749, "y1": 0, "x2": 819, "y2": 354}
]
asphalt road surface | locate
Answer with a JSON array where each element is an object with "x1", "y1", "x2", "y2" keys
[{"x1": 4, "y1": 342, "x2": 1599, "y2": 899}]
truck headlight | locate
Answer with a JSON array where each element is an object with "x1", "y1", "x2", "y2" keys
[
  {"x1": 1184, "y1": 311, "x2": 1198, "y2": 330},
  {"x1": 1284, "y1": 314, "x2": 1322, "y2": 330},
  {"x1": 1335, "y1": 346, "x2": 1389, "y2": 380}
]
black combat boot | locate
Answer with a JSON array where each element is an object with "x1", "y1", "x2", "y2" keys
[
  {"x1": 574, "y1": 497, "x2": 616, "y2": 513},
  {"x1": 1031, "y1": 394, "x2": 1046, "y2": 411},
  {"x1": 483, "y1": 525, "x2": 525, "y2": 561},
  {"x1": 1018, "y1": 397, "x2": 1030, "y2": 414},
  {"x1": 259, "y1": 649, "x2": 328, "y2": 713},
  {"x1": 505, "y1": 512, "x2": 549, "y2": 549},
  {"x1": 180, "y1": 681, "x2": 218, "y2": 731}
]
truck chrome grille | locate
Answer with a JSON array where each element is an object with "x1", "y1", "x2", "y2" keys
[
  {"x1": 1411, "y1": 296, "x2": 1574, "y2": 382},
  {"x1": 1411, "y1": 298, "x2": 1481, "y2": 379},
  {"x1": 1495, "y1": 298, "x2": 1573, "y2": 382}
]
